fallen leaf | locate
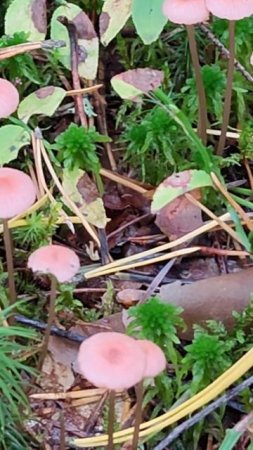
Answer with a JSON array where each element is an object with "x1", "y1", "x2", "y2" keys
[
  {"x1": 62, "y1": 167, "x2": 109, "y2": 228},
  {"x1": 151, "y1": 170, "x2": 213, "y2": 213},
  {"x1": 100, "y1": 0, "x2": 132, "y2": 46},
  {"x1": 40, "y1": 354, "x2": 75, "y2": 392},
  {"x1": 111, "y1": 68, "x2": 164, "y2": 100},
  {"x1": 0, "y1": 125, "x2": 30, "y2": 166},
  {"x1": 18, "y1": 86, "x2": 66, "y2": 123},
  {"x1": 132, "y1": 0, "x2": 167, "y2": 44},
  {"x1": 5, "y1": 0, "x2": 47, "y2": 41},
  {"x1": 51, "y1": 3, "x2": 99, "y2": 80}
]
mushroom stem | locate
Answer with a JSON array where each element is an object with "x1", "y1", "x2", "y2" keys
[
  {"x1": 186, "y1": 24, "x2": 208, "y2": 146},
  {"x1": 132, "y1": 380, "x2": 144, "y2": 450},
  {"x1": 217, "y1": 20, "x2": 236, "y2": 156},
  {"x1": 3, "y1": 219, "x2": 16, "y2": 305},
  {"x1": 108, "y1": 390, "x2": 116, "y2": 450},
  {"x1": 38, "y1": 275, "x2": 58, "y2": 370}
]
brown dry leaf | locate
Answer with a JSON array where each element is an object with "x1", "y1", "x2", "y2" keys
[
  {"x1": 40, "y1": 354, "x2": 75, "y2": 392},
  {"x1": 159, "y1": 267, "x2": 253, "y2": 339},
  {"x1": 155, "y1": 190, "x2": 203, "y2": 240}
]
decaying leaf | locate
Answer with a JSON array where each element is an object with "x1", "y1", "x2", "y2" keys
[
  {"x1": 5, "y1": 0, "x2": 47, "y2": 41},
  {"x1": 0, "y1": 125, "x2": 30, "y2": 166},
  {"x1": 40, "y1": 354, "x2": 75, "y2": 392},
  {"x1": 111, "y1": 68, "x2": 164, "y2": 100},
  {"x1": 100, "y1": 0, "x2": 132, "y2": 46},
  {"x1": 151, "y1": 170, "x2": 213, "y2": 213},
  {"x1": 155, "y1": 190, "x2": 203, "y2": 240},
  {"x1": 51, "y1": 3, "x2": 99, "y2": 80},
  {"x1": 132, "y1": 0, "x2": 167, "y2": 44},
  {"x1": 62, "y1": 167, "x2": 109, "y2": 229},
  {"x1": 18, "y1": 86, "x2": 66, "y2": 123}
]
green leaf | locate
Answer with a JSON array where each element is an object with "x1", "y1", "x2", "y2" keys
[
  {"x1": 151, "y1": 170, "x2": 213, "y2": 212},
  {"x1": 18, "y1": 86, "x2": 66, "y2": 123},
  {"x1": 50, "y1": 2, "x2": 99, "y2": 80},
  {"x1": 0, "y1": 125, "x2": 30, "y2": 166},
  {"x1": 111, "y1": 68, "x2": 164, "y2": 100},
  {"x1": 62, "y1": 167, "x2": 109, "y2": 228},
  {"x1": 5, "y1": 0, "x2": 47, "y2": 41},
  {"x1": 132, "y1": 0, "x2": 167, "y2": 44},
  {"x1": 219, "y1": 429, "x2": 242, "y2": 450},
  {"x1": 100, "y1": 0, "x2": 132, "y2": 46}
]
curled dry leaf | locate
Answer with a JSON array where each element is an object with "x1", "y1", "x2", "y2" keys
[
  {"x1": 111, "y1": 68, "x2": 164, "y2": 100},
  {"x1": 62, "y1": 168, "x2": 109, "y2": 229}
]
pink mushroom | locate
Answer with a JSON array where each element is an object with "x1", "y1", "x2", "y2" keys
[
  {"x1": 0, "y1": 168, "x2": 36, "y2": 306},
  {"x1": 163, "y1": 0, "x2": 209, "y2": 25},
  {"x1": 77, "y1": 332, "x2": 146, "y2": 450},
  {"x1": 28, "y1": 245, "x2": 80, "y2": 369},
  {"x1": 162, "y1": 0, "x2": 209, "y2": 144},
  {"x1": 138, "y1": 340, "x2": 166, "y2": 378},
  {"x1": 28, "y1": 244, "x2": 80, "y2": 283},
  {"x1": 206, "y1": 0, "x2": 253, "y2": 20},
  {"x1": 0, "y1": 79, "x2": 19, "y2": 118},
  {"x1": 0, "y1": 168, "x2": 36, "y2": 219}
]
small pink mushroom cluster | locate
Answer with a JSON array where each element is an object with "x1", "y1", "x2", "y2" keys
[
  {"x1": 163, "y1": 0, "x2": 253, "y2": 24},
  {"x1": 77, "y1": 332, "x2": 166, "y2": 449}
]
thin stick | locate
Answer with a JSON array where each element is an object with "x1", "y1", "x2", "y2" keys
[
  {"x1": 37, "y1": 275, "x2": 58, "y2": 371},
  {"x1": 186, "y1": 25, "x2": 208, "y2": 145},
  {"x1": 58, "y1": 17, "x2": 87, "y2": 127},
  {"x1": 199, "y1": 24, "x2": 253, "y2": 84},
  {"x1": 185, "y1": 193, "x2": 245, "y2": 245},
  {"x1": 108, "y1": 390, "x2": 116, "y2": 450},
  {"x1": 0, "y1": 40, "x2": 65, "y2": 61},
  {"x1": 3, "y1": 219, "x2": 16, "y2": 305},
  {"x1": 153, "y1": 375, "x2": 253, "y2": 450},
  {"x1": 100, "y1": 168, "x2": 148, "y2": 194},
  {"x1": 211, "y1": 172, "x2": 253, "y2": 231},
  {"x1": 244, "y1": 159, "x2": 253, "y2": 191},
  {"x1": 132, "y1": 381, "x2": 144, "y2": 450},
  {"x1": 66, "y1": 85, "x2": 103, "y2": 96},
  {"x1": 39, "y1": 138, "x2": 100, "y2": 245},
  {"x1": 217, "y1": 20, "x2": 236, "y2": 155}
]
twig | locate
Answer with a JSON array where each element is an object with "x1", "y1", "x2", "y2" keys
[
  {"x1": 0, "y1": 40, "x2": 65, "y2": 61},
  {"x1": 14, "y1": 315, "x2": 86, "y2": 343},
  {"x1": 140, "y1": 259, "x2": 176, "y2": 304},
  {"x1": 199, "y1": 24, "x2": 253, "y2": 83},
  {"x1": 58, "y1": 17, "x2": 87, "y2": 127},
  {"x1": 153, "y1": 374, "x2": 253, "y2": 450}
]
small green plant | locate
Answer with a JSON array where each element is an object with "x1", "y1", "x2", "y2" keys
[
  {"x1": 55, "y1": 123, "x2": 110, "y2": 173},
  {"x1": 120, "y1": 105, "x2": 191, "y2": 184},
  {"x1": 127, "y1": 297, "x2": 185, "y2": 371},
  {"x1": 13, "y1": 203, "x2": 60, "y2": 250},
  {"x1": 180, "y1": 325, "x2": 234, "y2": 395},
  {"x1": 0, "y1": 306, "x2": 36, "y2": 449}
]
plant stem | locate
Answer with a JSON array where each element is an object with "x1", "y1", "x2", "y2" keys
[
  {"x1": 217, "y1": 20, "x2": 236, "y2": 156},
  {"x1": 3, "y1": 219, "x2": 16, "y2": 306},
  {"x1": 38, "y1": 275, "x2": 57, "y2": 370},
  {"x1": 108, "y1": 390, "x2": 115, "y2": 450},
  {"x1": 132, "y1": 380, "x2": 144, "y2": 450},
  {"x1": 153, "y1": 89, "x2": 213, "y2": 173},
  {"x1": 186, "y1": 25, "x2": 208, "y2": 145}
]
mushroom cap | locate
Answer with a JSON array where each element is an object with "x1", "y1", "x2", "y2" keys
[
  {"x1": 77, "y1": 332, "x2": 146, "y2": 390},
  {"x1": 206, "y1": 0, "x2": 253, "y2": 20},
  {"x1": 137, "y1": 340, "x2": 166, "y2": 378},
  {"x1": 28, "y1": 244, "x2": 80, "y2": 283},
  {"x1": 0, "y1": 168, "x2": 36, "y2": 219},
  {"x1": 163, "y1": 0, "x2": 209, "y2": 25},
  {"x1": 0, "y1": 79, "x2": 19, "y2": 118}
]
